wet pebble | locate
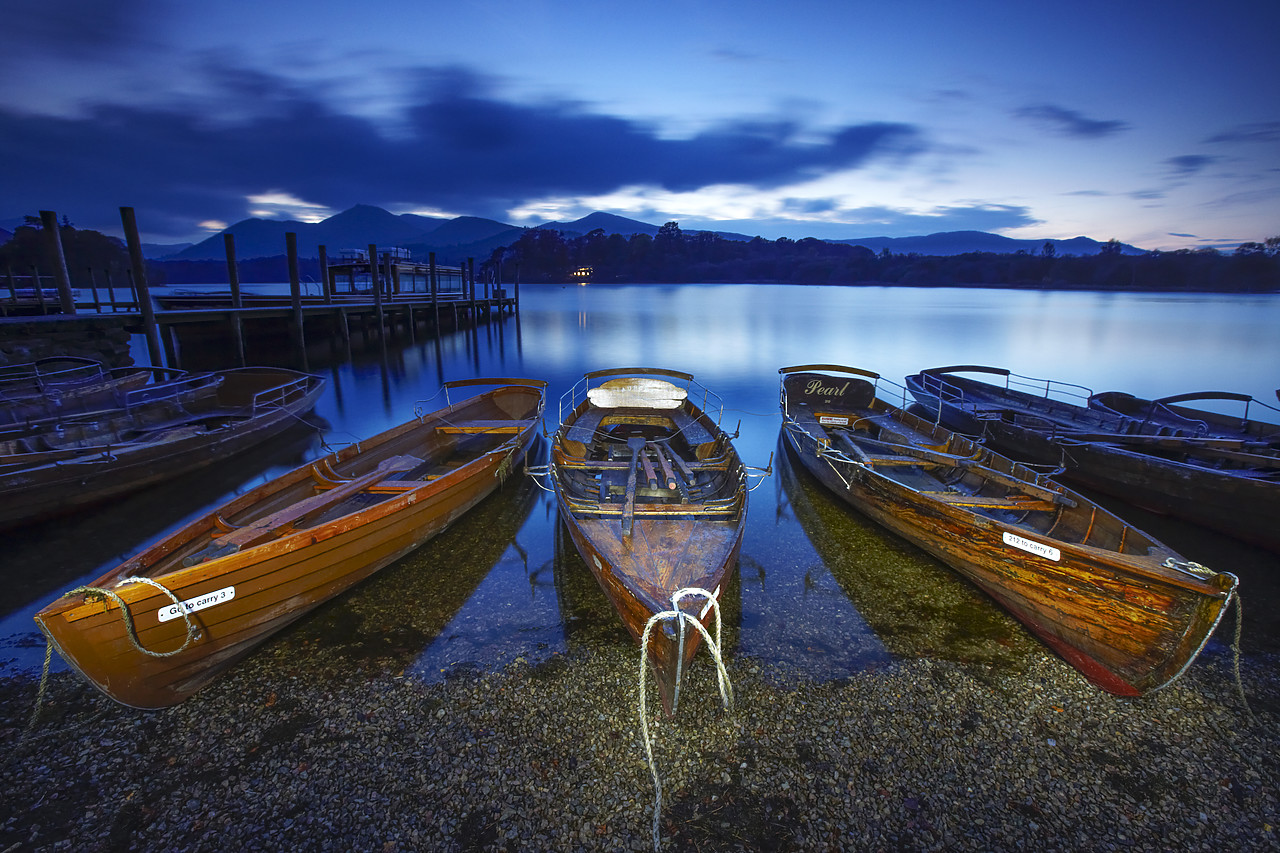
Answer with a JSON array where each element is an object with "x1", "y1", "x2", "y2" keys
[{"x1": 0, "y1": 645, "x2": 1276, "y2": 852}]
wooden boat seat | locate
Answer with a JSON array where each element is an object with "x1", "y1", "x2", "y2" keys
[
  {"x1": 186, "y1": 455, "x2": 423, "y2": 564},
  {"x1": 564, "y1": 406, "x2": 714, "y2": 448},
  {"x1": 668, "y1": 408, "x2": 715, "y2": 447},
  {"x1": 436, "y1": 419, "x2": 533, "y2": 434},
  {"x1": 921, "y1": 491, "x2": 1059, "y2": 512},
  {"x1": 864, "y1": 453, "x2": 943, "y2": 467},
  {"x1": 565, "y1": 407, "x2": 609, "y2": 445}
]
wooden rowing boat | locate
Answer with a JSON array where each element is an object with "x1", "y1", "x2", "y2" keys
[
  {"x1": 1088, "y1": 389, "x2": 1280, "y2": 447},
  {"x1": 34, "y1": 377, "x2": 546, "y2": 709},
  {"x1": 0, "y1": 367, "x2": 326, "y2": 529},
  {"x1": 905, "y1": 365, "x2": 1280, "y2": 552},
  {"x1": 547, "y1": 368, "x2": 748, "y2": 715},
  {"x1": 780, "y1": 364, "x2": 1238, "y2": 696},
  {"x1": 0, "y1": 357, "x2": 169, "y2": 426}
]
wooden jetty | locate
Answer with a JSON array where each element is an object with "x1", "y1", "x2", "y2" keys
[{"x1": 2, "y1": 208, "x2": 520, "y2": 370}]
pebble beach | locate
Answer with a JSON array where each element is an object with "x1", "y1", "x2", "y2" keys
[{"x1": 2, "y1": 624, "x2": 1276, "y2": 852}]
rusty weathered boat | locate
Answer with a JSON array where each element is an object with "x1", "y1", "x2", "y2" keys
[
  {"x1": 547, "y1": 368, "x2": 749, "y2": 715},
  {"x1": 0, "y1": 367, "x2": 326, "y2": 529},
  {"x1": 34, "y1": 377, "x2": 546, "y2": 709},
  {"x1": 1088, "y1": 389, "x2": 1280, "y2": 446},
  {"x1": 0, "y1": 356, "x2": 170, "y2": 426},
  {"x1": 781, "y1": 364, "x2": 1238, "y2": 696},
  {"x1": 905, "y1": 365, "x2": 1280, "y2": 552}
]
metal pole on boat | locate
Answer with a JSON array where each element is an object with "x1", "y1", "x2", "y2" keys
[
  {"x1": 120, "y1": 207, "x2": 164, "y2": 367},
  {"x1": 39, "y1": 211, "x2": 77, "y2": 315}
]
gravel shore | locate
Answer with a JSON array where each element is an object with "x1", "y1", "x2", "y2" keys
[{"x1": 2, "y1": 630, "x2": 1276, "y2": 852}]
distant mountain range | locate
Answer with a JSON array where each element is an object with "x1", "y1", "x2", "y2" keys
[{"x1": 3, "y1": 205, "x2": 1143, "y2": 260}]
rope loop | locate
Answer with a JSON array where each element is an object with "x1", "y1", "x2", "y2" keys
[
  {"x1": 636, "y1": 587, "x2": 734, "y2": 852},
  {"x1": 25, "y1": 576, "x2": 201, "y2": 736}
]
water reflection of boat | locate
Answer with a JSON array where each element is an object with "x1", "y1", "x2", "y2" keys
[
  {"x1": 34, "y1": 378, "x2": 545, "y2": 709},
  {"x1": 780, "y1": 365, "x2": 1239, "y2": 697},
  {"x1": 775, "y1": 433, "x2": 1027, "y2": 669},
  {"x1": 906, "y1": 365, "x2": 1280, "y2": 552},
  {"x1": 4, "y1": 420, "x2": 323, "y2": 609},
  {"x1": 405, "y1": 474, "x2": 560, "y2": 681},
  {"x1": 547, "y1": 368, "x2": 748, "y2": 715}
]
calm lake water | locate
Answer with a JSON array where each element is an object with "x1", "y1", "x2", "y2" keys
[{"x1": 3, "y1": 283, "x2": 1278, "y2": 688}]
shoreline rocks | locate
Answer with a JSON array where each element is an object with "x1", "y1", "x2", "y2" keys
[{"x1": 2, "y1": 639, "x2": 1276, "y2": 852}]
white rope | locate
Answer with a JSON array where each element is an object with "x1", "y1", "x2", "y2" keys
[{"x1": 636, "y1": 587, "x2": 733, "y2": 852}]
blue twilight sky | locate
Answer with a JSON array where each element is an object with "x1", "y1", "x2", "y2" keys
[{"x1": 2, "y1": 0, "x2": 1277, "y2": 249}]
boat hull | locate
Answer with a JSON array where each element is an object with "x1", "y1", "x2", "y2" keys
[
  {"x1": 549, "y1": 368, "x2": 747, "y2": 715},
  {"x1": 34, "y1": 381, "x2": 544, "y2": 709},
  {"x1": 783, "y1": 366, "x2": 1237, "y2": 696},
  {"x1": 907, "y1": 367, "x2": 1280, "y2": 553},
  {"x1": 0, "y1": 368, "x2": 325, "y2": 529}
]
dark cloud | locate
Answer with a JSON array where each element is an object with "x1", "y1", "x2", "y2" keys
[
  {"x1": 1204, "y1": 121, "x2": 1280, "y2": 144},
  {"x1": 1012, "y1": 104, "x2": 1129, "y2": 139},
  {"x1": 0, "y1": 0, "x2": 164, "y2": 67},
  {"x1": 1, "y1": 64, "x2": 923, "y2": 238},
  {"x1": 1164, "y1": 154, "x2": 1217, "y2": 177}
]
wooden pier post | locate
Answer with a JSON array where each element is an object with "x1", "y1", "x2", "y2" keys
[
  {"x1": 287, "y1": 232, "x2": 307, "y2": 362},
  {"x1": 105, "y1": 268, "x2": 118, "y2": 313},
  {"x1": 120, "y1": 206, "x2": 164, "y2": 367},
  {"x1": 224, "y1": 233, "x2": 247, "y2": 366},
  {"x1": 87, "y1": 268, "x2": 102, "y2": 312},
  {"x1": 31, "y1": 265, "x2": 47, "y2": 314},
  {"x1": 368, "y1": 244, "x2": 385, "y2": 337},
  {"x1": 39, "y1": 211, "x2": 77, "y2": 315},
  {"x1": 468, "y1": 257, "x2": 477, "y2": 322},
  {"x1": 318, "y1": 245, "x2": 332, "y2": 304},
  {"x1": 429, "y1": 252, "x2": 440, "y2": 329}
]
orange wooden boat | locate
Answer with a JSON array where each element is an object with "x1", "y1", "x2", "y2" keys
[
  {"x1": 780, "y1": 364, "x2": 1238, "y2": 696},
  {"x1": 547, "y1": 368, "x2": 749, "y2": 715},
  {"x1": 34, "y1": 377, "x2": 546, "y2": 709}
]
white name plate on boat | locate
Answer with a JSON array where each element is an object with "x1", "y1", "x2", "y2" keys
[
  {"x1": 158, "y1": 586, "x2": 236, "y2": 622},
  {"x1": 1002, "y1": 532, "x2": 1060, "y2": 562},
  {"x1": 818, "y1": 415, "x2": 851, "y2": 426}
]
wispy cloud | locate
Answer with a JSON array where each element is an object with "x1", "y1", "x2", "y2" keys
[
  {"x1": 1164, "y1": 154, "x2": 1218, "y2": 177},
  {"x1": 1204, "y1": 121, "x2": 1280, "y2": 144},
  {"x1": 0, "y1": 0, "x2": 164, "y2": 68},
  {"x1": 678, "y1": 202, "x2": 1041, "y2": 239},
  {"x1": 1012, "y1": 104, "x2": 1129, "y2": 139}
]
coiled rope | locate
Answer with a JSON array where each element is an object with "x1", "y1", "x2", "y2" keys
[
  {"x1": 637, "y1": 587, "x2": 733, "y2": 852},
  {"x1": 25, "y1": 576, "x2": 202, "y2": 735}
]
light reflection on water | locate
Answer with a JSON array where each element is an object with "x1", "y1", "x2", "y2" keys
[{"x1": 2, "y1": 284, "x2": 1277, "y2": 688}]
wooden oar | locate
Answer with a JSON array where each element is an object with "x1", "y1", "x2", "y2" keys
[{"x1": 186, "y1": 455, "x2": 422, "y2": 564}]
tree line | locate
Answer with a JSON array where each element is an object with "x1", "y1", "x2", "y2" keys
[
  {"x1": 488, "y1": 223, "x2": 1280, "y2": 292},
  {"x1": 3, "y1": 216, "x2": 1277, "y2": 293}
]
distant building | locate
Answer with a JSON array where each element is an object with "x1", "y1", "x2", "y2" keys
[{"x1": 571, "y1": 266, "x2": 593, "y2": 284}]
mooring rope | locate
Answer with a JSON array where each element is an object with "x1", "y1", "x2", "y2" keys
[
  {"x1": 25, "y1": 576, "x2": 202, "y2": 735},
  {"x1": 1230, "y1": 593, "x2": 1256, "y2": 724},
  {"x1": 636, "y1": 587, "x2": 733, "y2": 852}
]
